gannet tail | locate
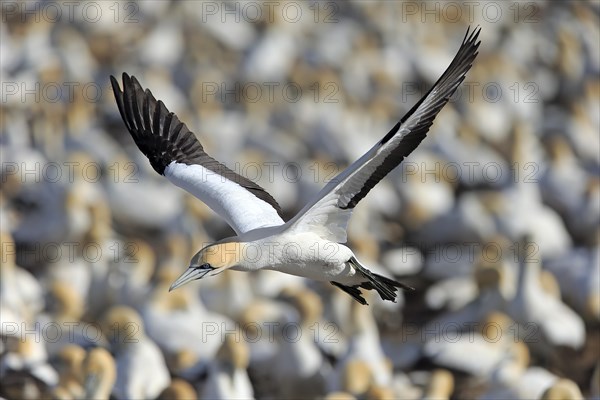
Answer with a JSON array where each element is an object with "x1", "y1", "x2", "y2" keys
[{"x1": 332, "y1": 257, "x2": 414, "y2": 305}]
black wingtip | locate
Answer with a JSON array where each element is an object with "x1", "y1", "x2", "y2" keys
[
  {"x1": 462, "y1": 25, "x2": 481, "y2": 54},
  {"x1": 109, "y1": 74, "x2": 118, "y2": 87},
  {"x1": 109, "y1": 72, "x2": 286, "y2": 215},
  {"x1": 109, "y1": 76, "x2": 119, "y2": 101},
  {"x1": 378, "y1": 25, "x2": 481, "y2": 147},
  {"x1": 110, "y1": 75, "x2": 122, "y2": 100},
  {"x1": 464, "y1": 25, "x2": 480, "y2": 39}
]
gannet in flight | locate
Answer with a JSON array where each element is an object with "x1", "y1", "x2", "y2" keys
[{"x1": 110, "y1": 27, "x2": 481, "y2": 305}]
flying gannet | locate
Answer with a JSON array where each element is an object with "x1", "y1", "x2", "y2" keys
[{"x1": 110, "y1": 27, "x2": 481, "y2": 305}]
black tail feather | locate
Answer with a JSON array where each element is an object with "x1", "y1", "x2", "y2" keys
[
  {"x1": 353, "y1": 257, "x2": 413, "y2": 303},
  {"x1": 330, "y1": 281, "x2": 368, "y2": 305}
]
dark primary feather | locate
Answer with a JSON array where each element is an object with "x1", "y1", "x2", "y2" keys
[
  {"x1": 110, "y1": 73, "x2": 283, "y2": 217},
  {"x1": 341, "y1": 26, "x2": 481, "y2": 210}
]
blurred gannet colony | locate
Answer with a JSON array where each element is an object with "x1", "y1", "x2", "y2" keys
[{"x1": 1, "y1": 1, "x2": 598, "y2": 399}]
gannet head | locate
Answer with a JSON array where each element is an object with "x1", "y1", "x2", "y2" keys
[{"x1": 169, "y1": 240, "x2": 242, "y2": 291}]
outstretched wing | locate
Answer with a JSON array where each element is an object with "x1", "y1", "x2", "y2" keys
[
  {"x1": 110, "y1": 73, "x2": 284, "y2": 235},
  {"x1": 286, "y1": 27, "x2": 481, "y2": 242}
]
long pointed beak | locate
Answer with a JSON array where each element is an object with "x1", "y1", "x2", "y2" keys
[{"x1": 169, "y1": 265, "x2": 212, "y2": 292}]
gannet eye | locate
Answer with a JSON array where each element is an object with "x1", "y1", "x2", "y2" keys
[{"x1": 193, "y1": 263, "x2": 212, "y2": 270}]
